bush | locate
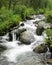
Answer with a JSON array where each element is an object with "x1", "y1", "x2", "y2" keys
[
  {"x1": 14, "y1": 5, "x2": 26, "y2": 20},
  {"x1": 44, "y1": 9, "x2": 52, "y2": 23},
  {"x1": 36, "y1": 9, "x2": 45, "y2": 14},
  {"x1": 46, "y1": 14, "x2": 52, "y2": 23},
  {"x1": 45, "y1": 29, "x2": 52, "y2": 46},
  {"x1": 24, "y1": 8, "x2": 35, "y2": 18},
  {"x1": 45, "y1": 29, "x2": 52, "y2": 37},
  {"x1": 0, "y1": 5, "x2": 35, "y2": 35},
  {"x1": 0, "y1": 7, "x2": 22, "y2": 35},
  {"x1": 14, "y1": 5, "x2": 35, "y2": 20}
]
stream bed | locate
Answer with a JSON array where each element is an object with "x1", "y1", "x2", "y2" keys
[{"x1": 0, "y1": 15, "x2": 49, "y2": 65}]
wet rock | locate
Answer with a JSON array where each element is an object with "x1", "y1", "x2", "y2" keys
[
  {"x1": 0, "y1": 37, "x2": 3, "y2": 43},
  {"x1": 46, "y1": 50, "x2": 52, "y2": 59},
  {"x1": 50, "y1": 24, "x2": 52, "y2": 29},
  {"x1": 0, "y1": 45, "x2": 7, "y2": 52},
  {"x1": 46, "y1": 59, "x2": 52, "y2": 65},
  {"x1": 19, "y1": 31, "x2": 35, "y2": 44},
  {"x1": 16, "y1": 28, "x2": 26, "y2": 38},
  {"x1": 33, "y1": 44, "x2": 47, "y2": 53},
  {"x1": 0, "y1": 40, "x2": 7, "y2": 43},
  {"x1": 38, "y1": 21, "x2": 51, "y2": 29},
  {"x1": 36, "y1": 26, "x2": 44, "y2": 35},
  {"x1": 20, "y1": 23, "x2": 24, "y2": 26},
  {"x1": 8, "y1": 32, "x2": 13, "y2": 41},
  {"x1": 29, "y1": 15, "x2": 36, "y2": 19},
  {"x1": 36, "y1": 15, "x2": 45, "y2": 20}
]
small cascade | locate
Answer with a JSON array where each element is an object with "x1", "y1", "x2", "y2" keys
[
  {"x1": 11, "y1": 29, "x2": 18, "y2": 41},
  {"x1": 0, "y1": 15, "x2": 47, "y2": 64},
  {"x1": 45, "y1": 46, "x2": 51, "y2": 59},
  {"x1": 12, "y1": 31, "x2": 16, "y2": 41}
]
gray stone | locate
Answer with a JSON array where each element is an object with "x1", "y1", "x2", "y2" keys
[
  {"x1": 38, "y1": 21, "x2": 51, "y2": 29},
  {"x1": 19, "y1": 31, "x2": 35, "y2": 44},
  {"x1": 16, "y1": 28, "x2": 26, "y2": 38}
]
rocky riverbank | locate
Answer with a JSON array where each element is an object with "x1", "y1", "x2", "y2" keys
[{"x1": 0, "y1": 14, "x2": 52, "y2": 65}]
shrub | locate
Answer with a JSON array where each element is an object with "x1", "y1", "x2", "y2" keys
[
  {"x1": 36, "y1": 9, "x2": 45, "y2": 14},
  {"x1": 45, "y1": 29, "x2": 52, "y2": 46},
  {"x1": 14, "y1": 5, "x2": 35, "y2": 20},
  {"x1": 45, "y1": 29, "x2": 52, "y2": 37},
  {"x1": 14, "y1": 5, "x2": 26, "y2": 20},
  {"x1": 0, "y1": 7, "x2": 22, "y2": 35},
  {"x1": 24, "y1": 8, "x2": 35, "y2": 18},
  {"x1": 44, "y1": 9, "x2": 52, "y2": 23}
]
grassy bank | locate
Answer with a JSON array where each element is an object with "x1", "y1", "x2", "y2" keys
[
  {"x1": 0, "y1": 0, "x2": 52, "y2": 36},
  {"x1": 0, "y1": 5, "x2": 35, "y2": 35}
]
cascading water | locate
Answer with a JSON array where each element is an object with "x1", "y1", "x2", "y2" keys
[{"x1": 0, "y1": 15, "x2": 48, "y2": 65}]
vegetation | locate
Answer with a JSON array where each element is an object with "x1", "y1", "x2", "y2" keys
[
  {"x1": 45, "y1": 29, "x2": 52, "y2": 51},
  {"x1": 0, "y1": 6, "x2": 35, "y2": 35},
  {"x1": 0, "y1": 0, "x2": 52, "y2": 37}
]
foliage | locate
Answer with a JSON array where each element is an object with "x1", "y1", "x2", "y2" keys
[
  {"x1": 36, "y1": 9, "x2": 45, "y2": 14},
  {"x1": 0, "y1": 7, "x2": 21, "y2": 35},
  {"x1": 0, "y1": 5, "x2": 35, "y2": 35},
  {"x1": 45, "y1": 29, "x2": 52, "y2": 37},
  {"x1": 14, "y1": 5, "x2": 35, "y2": 20},
  {"x1": 24, "y1": 8, "x2": 35, "y2": 17},
  {"x1": 0, "y1": 0, "x2": 52, "y2": 35},
  {"x1": 45, "y1": 29, "x2": 52, "y2": 46},
  {"x1": 46, "y1": 14, "x2": 52, "y2": 23}
]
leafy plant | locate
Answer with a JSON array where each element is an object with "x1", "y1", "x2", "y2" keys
[{"x1": 45, "y1": 29, "x2": 52, "y2": 46}]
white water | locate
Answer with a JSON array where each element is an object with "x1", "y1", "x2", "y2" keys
[{"x1": 0, "y1": 15, "x2": 47, "y2": 63}]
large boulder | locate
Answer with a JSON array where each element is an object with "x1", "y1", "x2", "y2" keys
[
  {"x1": 16, "y1": 28, "x2": 26, "y2": 38},
  {"x1": 38, "y1": 21, "x2": 51, "y2": 29},
  {"x1": 36, "y1": 26, "x2": 44, "y2": 35},
  {"x1": 33, "y1": 44, "x2": 47, "y2": 53},
  {"x1": 19, "y1": 31, "x2": 35, "y2": 44}
]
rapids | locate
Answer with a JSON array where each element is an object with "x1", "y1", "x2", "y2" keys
[{"x1": 0, "y1": 15, "x2": 48, "y2": 65}]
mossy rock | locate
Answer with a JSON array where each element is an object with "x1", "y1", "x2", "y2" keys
[
  {"x1": 36, "y1": 26, "x2": 44, "y2": 35},
  {"x1": 33, "y1": 44, "x2": 47, "y2": 53}
]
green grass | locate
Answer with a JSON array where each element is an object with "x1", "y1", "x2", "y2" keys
[{"x1": 0, "y1": 6, "x2": 35, "y2": 35}]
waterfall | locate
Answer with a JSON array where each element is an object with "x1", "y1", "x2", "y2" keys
[
  {"x1": 12, "y1": 29, "x2": 18, "y2": 41},
  {"x1": 12, "y1": 31, "x2": 16, "y2": 41},
  {"x1": 45, "y1": 47, "x2": 51, "y2": 59}
]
